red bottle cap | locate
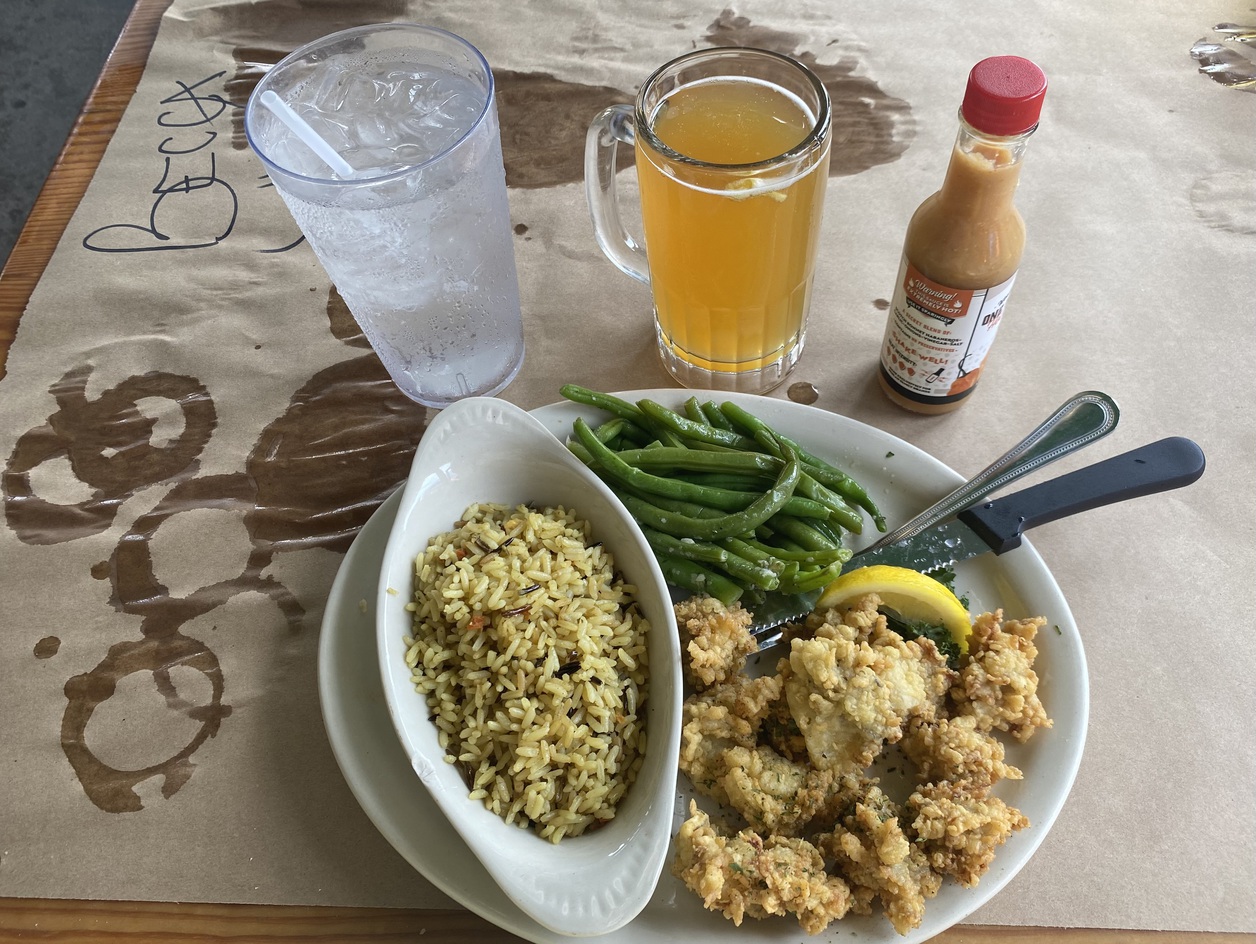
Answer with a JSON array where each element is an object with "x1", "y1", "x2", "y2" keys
[{"x1": 961, "y1": 56, "x2": 1047, "y2": 136}]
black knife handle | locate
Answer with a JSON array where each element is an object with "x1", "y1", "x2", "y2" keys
[{"x1": 957, "y1": 436, "x2": 1206, "y2": 554}]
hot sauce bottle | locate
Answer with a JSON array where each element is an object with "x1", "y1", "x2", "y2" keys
[{"x1": 878, "y1": 56, "x2": 1047, "y2": 413}]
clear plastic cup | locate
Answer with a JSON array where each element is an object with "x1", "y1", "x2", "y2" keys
[{"x1": 246, "y1": 24, "x2": 525, "y2": 408}]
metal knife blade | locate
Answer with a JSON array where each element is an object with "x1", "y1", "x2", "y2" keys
[
  {"x1": 850, "y1": 517, "x2": 995, "y2": 573},
  {"x1": 752, "y1": 436, "x2": 1206, "y2": 640}
]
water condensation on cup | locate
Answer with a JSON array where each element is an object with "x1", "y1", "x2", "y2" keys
[{"x1": 259, "y1": 45, "x2": 524, "y2": 407}]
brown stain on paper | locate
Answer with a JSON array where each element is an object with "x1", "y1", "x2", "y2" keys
[
  {"x1": 6, "y1": 325, "x2": 426, "y2": 811},
  {"x1": 62, "y1": 633, "x2": 230, "y2": 814},
  {"x1": 495, "y1": 70, "x2": 631, "y2": 188},
  {"x1": 2, "y1": 367, "x2": 216, "y2": 545}
]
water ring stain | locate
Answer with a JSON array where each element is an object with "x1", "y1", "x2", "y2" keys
[
  {"x1": 62, "y1": 633, "x2": 231, "y2": 813},
  {"x1": 243, "y1": 352, "x2": 429, "y2": 555},
  {"x1": 2, "y1": 367, "x2": 216, "y2": 546},
  {"x1": 35, "y1": 636, "x2": 61, "y2": 659},
  {"x1": 788, "y1": 381, "x2": 820, "y2": 404},
  {"x1": 1190, "y1": 171, "x2": 1256, "y2": 235},
  {"x1": 325, "y1": 285, "x2": 372, "y2": 349}
]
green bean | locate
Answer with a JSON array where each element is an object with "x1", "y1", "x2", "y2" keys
[
  {"x1": 610, "y1": 452, "x2": 800, "y2": 541},
  {"x1": 743, "y1": 538, "x2": 849, "y2": 566},
  {"x1": 774, "y1": 560, "x2": 801, "y2": 588},
  {"x1": 653, "y1": 427, "x2": 688, "y2": 448},
  {"x1": 559, "y1": 384, "x2": 645, "y2": 423},
  {"x1": 637, "y1": 400, "x2": 758, "y2": 451},
  {"x1": 615, "y1": 486, "x2": 726, "y2": 520},
  {"x1": 674, "y1": 471, "x2": 773, "y2": 491},
  {"x1": 808, "y1": 516, "x2": 846, "y2": 547},
  {"x1": 794, "y1": 451, "x2": 886, "y2": 529},
  {"x1": 755, "y1": 529, "x2": 803, "y2": 552},
  {"x1": 778, "y1": 495, "x2": 832, "y2": 519},
  {"x1": 592, "y1": 417, "x2": 627, "y2": 445},
  {"x1": 576, "y1": 418, "x2": 707, "y2": 504},
  {"x1": 779, "y1": 559, "x2": 847, "y2": 594},
  {"x1": 565, "y1": 439, "x2": 595, "y2": 466},
  {"x1": 655, "y1": 554, "x2": 742, "y2": 606},
  {"x1": 795, "y1": 475, "x2": 865, "y2": 534},
  {"x1": 614, "y1": 447, "x2": 783, "y2": 476},
  {"x1": 641, "y1": 528, "x2": 728, "y2": 565},
  {"x1": 700, "y1": 401, "x2": 735, "y2": 431},
  {"x1": 633, "y1": 482, "x2": 830, "y2": 520},
  {"x1": 686, "y1": 445, "x2": 859, "y2": 531},
  {"x1": 655, "y1": 485, "x2": 828, "y2": 520},
  {"x1": 611, "y1": 419, "x2": 655, "y2": 448},
  {"x1": 718, "y1": 400, "x2": 887, "y2": 530},
  {"x1": 720, "y1": 537, "x2": 786, "y2": 573},
  {"x1": 665, "y1": 534, "x2": 784, "y2": 590},
  {"x1": 714, "y1": 550, "x2": 781, "y2": 592},
  {"x1": 720, "y1": 536, "x2": 770, "y2": 564},
  {"x1": 558, "y1": 385, "x2": 891, "y2": 602},
  {"x1": 683, "y1": 397, "x2": 707, "y2": 424},
  {"x1": 717, "y1": 400, "x2": 780, "y2": 445},
  {"x1": 576, "y1": 418, "x2": 811, "y2": 517},
  {"x1": 764, "y1": 514, "x2": 842, "y2": 552}
]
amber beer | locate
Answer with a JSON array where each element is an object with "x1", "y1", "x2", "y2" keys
[
  {"x1": 586, "y1": 49, "x2": 832, "y2": 392},
  {"x1": 637, "y1": 78, "x2": 830, "y2": 379}
]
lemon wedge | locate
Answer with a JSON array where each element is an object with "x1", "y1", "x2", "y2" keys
[{"x1": 816, "y1": 564, "x2": 972, "y2": 653}]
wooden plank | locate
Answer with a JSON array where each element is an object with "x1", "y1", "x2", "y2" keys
[{"x1": 0, "y1": 897, "x2": 1250, "y2": 944}]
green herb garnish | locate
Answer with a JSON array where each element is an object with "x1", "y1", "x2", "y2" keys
[{"x1": 881, "y1": 607, "x2": 961, "y2": 667}]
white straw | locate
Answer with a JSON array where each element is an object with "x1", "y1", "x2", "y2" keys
[{"x1": 260, "y1": 90, "x2": 355, "y2": 179}]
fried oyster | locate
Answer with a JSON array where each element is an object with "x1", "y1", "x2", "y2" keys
[
  {"x1": 781, "y1": 597, "x2": 954, "y2": 774},
  {"x1": 900, "y1": 714, "x2": 1023, "y2": 793},
  {"x1": 950, "y1": 609, "x2": 1052, "y2": 742},
  {"x1": 669, "y1": 594, "x2": 1049, "y2": 936},
  {"x1": 673, "y1": 801, "x2": 852, "y2": 935},
  {"x1": 818, "y1": 781, "x2": 942, "y2": 936},
  {"x1": 908, "y1": 780, "x2": 1030, "y2": 886},
  {"x1": 675, "y1": 595, "x2": 757, "y2": 688}
]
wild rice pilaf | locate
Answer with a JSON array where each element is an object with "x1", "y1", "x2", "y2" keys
[{"x1": 404, "y1": 502, "x2": 650, "y2": 842}]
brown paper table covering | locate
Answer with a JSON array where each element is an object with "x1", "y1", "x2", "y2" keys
[{"x1": 0, "y1": 0, "x2": 1252, "y2": 935}]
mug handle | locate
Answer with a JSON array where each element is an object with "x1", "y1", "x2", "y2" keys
[{"x1": 585, "y1": 104, "x2": 650, "y2": 286}]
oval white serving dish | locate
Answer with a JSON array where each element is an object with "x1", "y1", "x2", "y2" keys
[{"x1": 375, "y1": 396, "x2": 682, "y2": 937}]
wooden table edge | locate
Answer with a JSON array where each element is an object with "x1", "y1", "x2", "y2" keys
[
  {"x1": 0, "y1": 1, "x2": 1248, "y2": 941},
  {"x1": 0, "y1": 897, "x2": 1250, "y2": 943}
]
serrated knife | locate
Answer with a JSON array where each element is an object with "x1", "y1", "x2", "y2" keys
[{"x1": 752, "y1": 436, "x2": 1206, "y2": 639}]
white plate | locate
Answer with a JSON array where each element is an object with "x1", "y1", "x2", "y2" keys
[{"x1": 318, "y1": 390, "x2": 1089, "y2": 943}]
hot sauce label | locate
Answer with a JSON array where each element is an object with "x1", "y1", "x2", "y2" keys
[{"x1": 879, "y1": 256, "x2": 1017, "y2": 404}]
